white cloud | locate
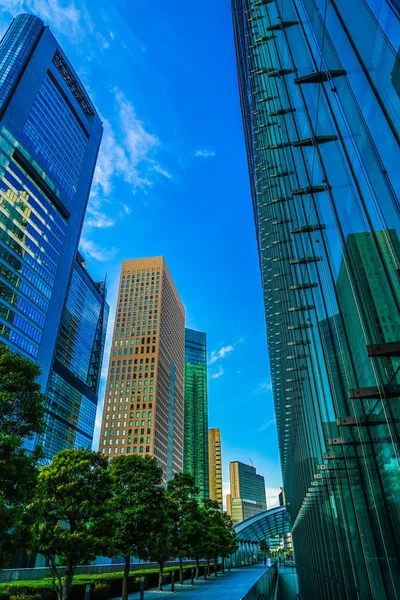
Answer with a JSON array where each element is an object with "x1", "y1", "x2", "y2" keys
[
  {"x1": 254, "y1": 381, "x2": 273, "y2": 394},
  {"x1": 195, "y1": 149, "x2": 215, "y2": 158},
  {"x1": 209, "y1": 344, "x2": 234, "y2": 365},
  {"x1": 85, "y1": 88, "x2": 172, "y2": 232},
  {"x1": 258, "y1": 418, "x2": 276, "y2": 432},
  {"x1": 120, "y1": 204, "x2": 132, "y2": 215},
  {"x1": 0, "y1": 0, "x2": 86, "y2": 40},
  {"x1": 79, "y1": 237, "x2": 118, "y2": 263},
  {"x1": 210, "y1": 365, "x2": 224, "y2": 380},
  {"x1": 208, "y1": 338, "x2": 243, "y2": 365}
]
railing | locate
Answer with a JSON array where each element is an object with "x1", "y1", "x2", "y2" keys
[{"x1": 241, "y1": 563, "x2": 278, "y2": 600}]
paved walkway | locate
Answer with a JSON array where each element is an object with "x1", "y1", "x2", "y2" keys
[{"x1": 118, "y1": 565, "x2": 269, "y2": 600}]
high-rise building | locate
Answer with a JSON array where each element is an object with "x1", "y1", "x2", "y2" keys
[
  {"x1": 99, "y1": 257, "x2": 185, "y2": 482},
  {"x1": 208, "y1": 427, "x2": 222, "y2": 509},
  {"x1": 278, "y1": 487, "x2": 285, "y2": 507},
  {"x1": 232, "y1": 0, "x2": 400, "y2": 597},
  {"x1": 227, "y1": 461, "x2": 267, "y2": 525},
  {"x1": 40, "y1": 252, "x2": 109, "y2": 460},
  {"x1": 183, "y1": 328, "x2": 209, "y2": 501},
  {"x1": 0, "y1": 14, "x2": 103, "y2": 455}
]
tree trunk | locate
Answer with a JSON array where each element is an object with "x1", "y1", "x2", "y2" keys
[
  {"x1": 207, "y1": 557, "x2": 210, "y2": 577},
  {"x1": 158, "y1": 561, "x2": 164, "y2": 591},
  {"x1": 179, "y1": 556, "x2": 183, "y2": 585},
  {"x1": 195, "y1": 558, "x2": 200, "y2": 580},
  {"x1": 122, "y1": 555, "x2": 130, "y2": 600},
  {"x1": 222, "y1": 558, "x2": 225, "y2": 574},
  {"x1": 214, "y1": 557, "x2": 218, "y2": 576},
  {"x1": 62, "y1": 565, "x2": 74, "y2": 600}
]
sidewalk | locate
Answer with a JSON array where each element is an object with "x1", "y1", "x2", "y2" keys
[{"x1": 113, "y1": 565, "x2": 269, "y2": 600}]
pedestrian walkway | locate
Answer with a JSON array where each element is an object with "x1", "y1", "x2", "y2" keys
[{"x1": 118, "y1": 564, "x2": 269, "y2": 600}]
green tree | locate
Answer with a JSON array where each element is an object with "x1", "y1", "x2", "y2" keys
[
  {"x1": 27, "y1": 450, "x2": 112, "y2": 600},
  {"x1": 217, "y1": 511, "x2": 238, "y2": 572},
  {"x1": 201, "y1": 500, "x2": 238, "y2": 576},
  {"x1": 201, "y1": 500, "x2": 221, "y2": 576},
  {"x1": 109, "y1": 455, "x2": 163, "y2": 600},
  {"x1": 0, "y1": 345, "x2": 45, "y2": 569},
  {"x1": 166, "y1": 473, "x2": 200, "y2": 585},
  {"x1": 146, "y1": 490, "x2": 174, "y2": 591},
  {"x1": 259, "y1": 539, "x2": 270, "y2": 560}
]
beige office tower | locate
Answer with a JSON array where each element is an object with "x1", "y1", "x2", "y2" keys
[
  {"x1": 99, "y1": 257, "x2": 185, "y2": 481},
  {"x1": 208, "y1": 428, "x2": 223, "y2": 509}
]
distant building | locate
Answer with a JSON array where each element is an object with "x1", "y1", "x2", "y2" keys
[
  {"x1": 278, "y1": 488, "x2": 285, "y2": 507},
  {"x1": 208, "y1": 428, "x2": 222, "y2": 509},
  {"x1": 183, "y1": 328, "x2": 209, "y2": 501},
  {"x1": 228, "y1": 461, "x2": 267, "y2": 525},
  {"x1": 0, "y1": 13, "x2": 103, "y2": 456},
  {"x1": 99, "y1": 257, "x2": 185, "y2": 482},
  {"x1": 40, "y1": 252, "x2": 109, "y2": 459}
]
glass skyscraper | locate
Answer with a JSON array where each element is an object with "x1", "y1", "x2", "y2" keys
[
  {"x1": 232, "y1": 1, "x2": 400, "y2": 598},
  {"x1": 0, "y1": 14, "x2": 105, "y2": 456},
  {"x1": 41, "y1": 253, "x2": 109, "y2": 460},
  {"x1": 226, "y1": 461, "x2": 267, "y2": 525},
  {"x1": 184, "y1": 328, "x2": 209, "y2": 501}
]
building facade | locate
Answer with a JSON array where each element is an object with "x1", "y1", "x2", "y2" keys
[
  {"x1": 232, "y1": 0, "x2": 400, "y2": 597},
  {"x1": 0, "y1": 14, "x2": 103, "y2": 454},
  {"x1": 183, "y1": 328, "x2": 209, "y2": 501},
  {"x1": 227, "y1": 461, "x2": 267, "y2": 525},
  {"x1": 208, "y1": 427, "x2": 223, "y2": 509},
  {"x1": 99, "y1": 257, "x2": 185, "y2": 481},
  {"x1": 40, "y1": 252, "x2": 109, "y2": 460}
]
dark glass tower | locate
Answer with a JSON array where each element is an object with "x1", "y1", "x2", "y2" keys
[
  {"x1": 183, "y1": 328, "x2": 209, "y2": 500},
  {"x1": 41, "y1": 252, "x2": 109, "y2": 460},
  {"x1": 232, "y1": 1, "x2": 400, "y2": 598},
  {"x1": 0, "y1": 14, "x2": 104, "y2": 455}
]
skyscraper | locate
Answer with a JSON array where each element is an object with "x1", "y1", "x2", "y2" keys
[
  {"x1": 208, "y1": 427, "x2": 222, "y2": 509},
  {"x1": 99, "y1": 257, "x2": 185, "y2": 481},
  {"x1": 184, "y1": 328, "x2": 209, "y2": 501},
  {"x1": 232, "y1": 0, "x2": 400, "y2": 597},
  {"x1": 227, "y1": 461, "x2": 267, "y2": 525},
  {"x1": 0, "y1": 14, "x2": 104, "y2": 455},
  {"x1": 40, "y1": 252, "x2": 109, "y2": 460}
]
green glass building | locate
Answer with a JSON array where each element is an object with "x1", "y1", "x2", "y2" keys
[
  {"x1": 232, "y1": 0, "x2": 400, "y2": 598},
  {"x1": 184, "y1": 328, "x2": 209, "y2": 501}
]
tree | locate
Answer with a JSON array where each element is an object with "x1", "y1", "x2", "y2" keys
[
  {"x1": 0, "y1": 345, "x2": 46, "y2": 569},
  {"x1": 27, "y1": 450, "x2": 113, "y2": 600},
  {"x1": 184, "y1": 504, "x2": 206, "y2": 580},
  {"x1": 146, "y1": 490, "x2": 174, "y2": 591},
  {"x1": 259, "y1": 539, "x2": 270, "y2": 560},
  {"x1": 166, "y1": 473, "x2": 200, "y2": 585},
  {"x1": 109, "y1": 455, "x2": 163, "y2": 600},
  {"x1": 216, "y1": 511, "x2": 238, "y2": 572},
  {"x1": 201, "y1": 500, "x2": 238, "y2": 576}
]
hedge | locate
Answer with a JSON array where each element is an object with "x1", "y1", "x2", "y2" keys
[{"x1": 0, "y1": 564, "x2": 223, "y2": 600}]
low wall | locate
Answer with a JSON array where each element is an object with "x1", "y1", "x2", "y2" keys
[
  {"x1": 241, "y1": 564, "x2": 278, "y2": 600},
  {"x1": 0, "y1": 560, "x2": 202, "y2": 583}
]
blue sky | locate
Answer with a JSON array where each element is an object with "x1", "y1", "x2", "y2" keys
[{"x1": 0, "y1": 0, "x2": 282, "y2": 505}]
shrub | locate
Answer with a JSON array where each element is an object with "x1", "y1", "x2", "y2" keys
[
  {"x1": 92, "y1": 583, "x2": 111, "y2": 600},
  {"x1": 9, "y1": 595, "x2": 42, "y2": 600}
]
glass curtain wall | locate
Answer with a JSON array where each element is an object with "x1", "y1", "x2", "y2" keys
[
  {"x1": 231, "y1": 0, "x2": 400, "y2": 598},
  {"x1": 184, "y1": 328, "x2": 209, "y2": 501}
]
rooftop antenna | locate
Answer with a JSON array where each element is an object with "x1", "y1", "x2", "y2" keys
[{"x1": 249, "y1": 458, "x2": 253, "y2": 468}]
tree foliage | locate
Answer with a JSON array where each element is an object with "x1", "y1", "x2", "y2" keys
[
  {"x1": 109, "y1": 455, "x2": 163, "y2": 600},
  {"x1": 166, "y1": 473, "x2": 199, "y2": 584},
  {"x1": 0, "y1": 345, "x2": 46, "y2": 569},
  {"x1": 27, "y1": 450, "x2": 113, "y2": 600}
]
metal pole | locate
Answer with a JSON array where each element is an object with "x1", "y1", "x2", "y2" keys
[
  {"x1": 139, "y1": 576, "x2": 144, "y2": 600},
  {"x1": 85, "y1": 584, "x2": 90, "y2": 600},
  {"x1": 171, "y1": 571, "x2": 175, "y2": 592},
  {"x1": 191, "y1": 568, "x2": 194, "y2": 585}
]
